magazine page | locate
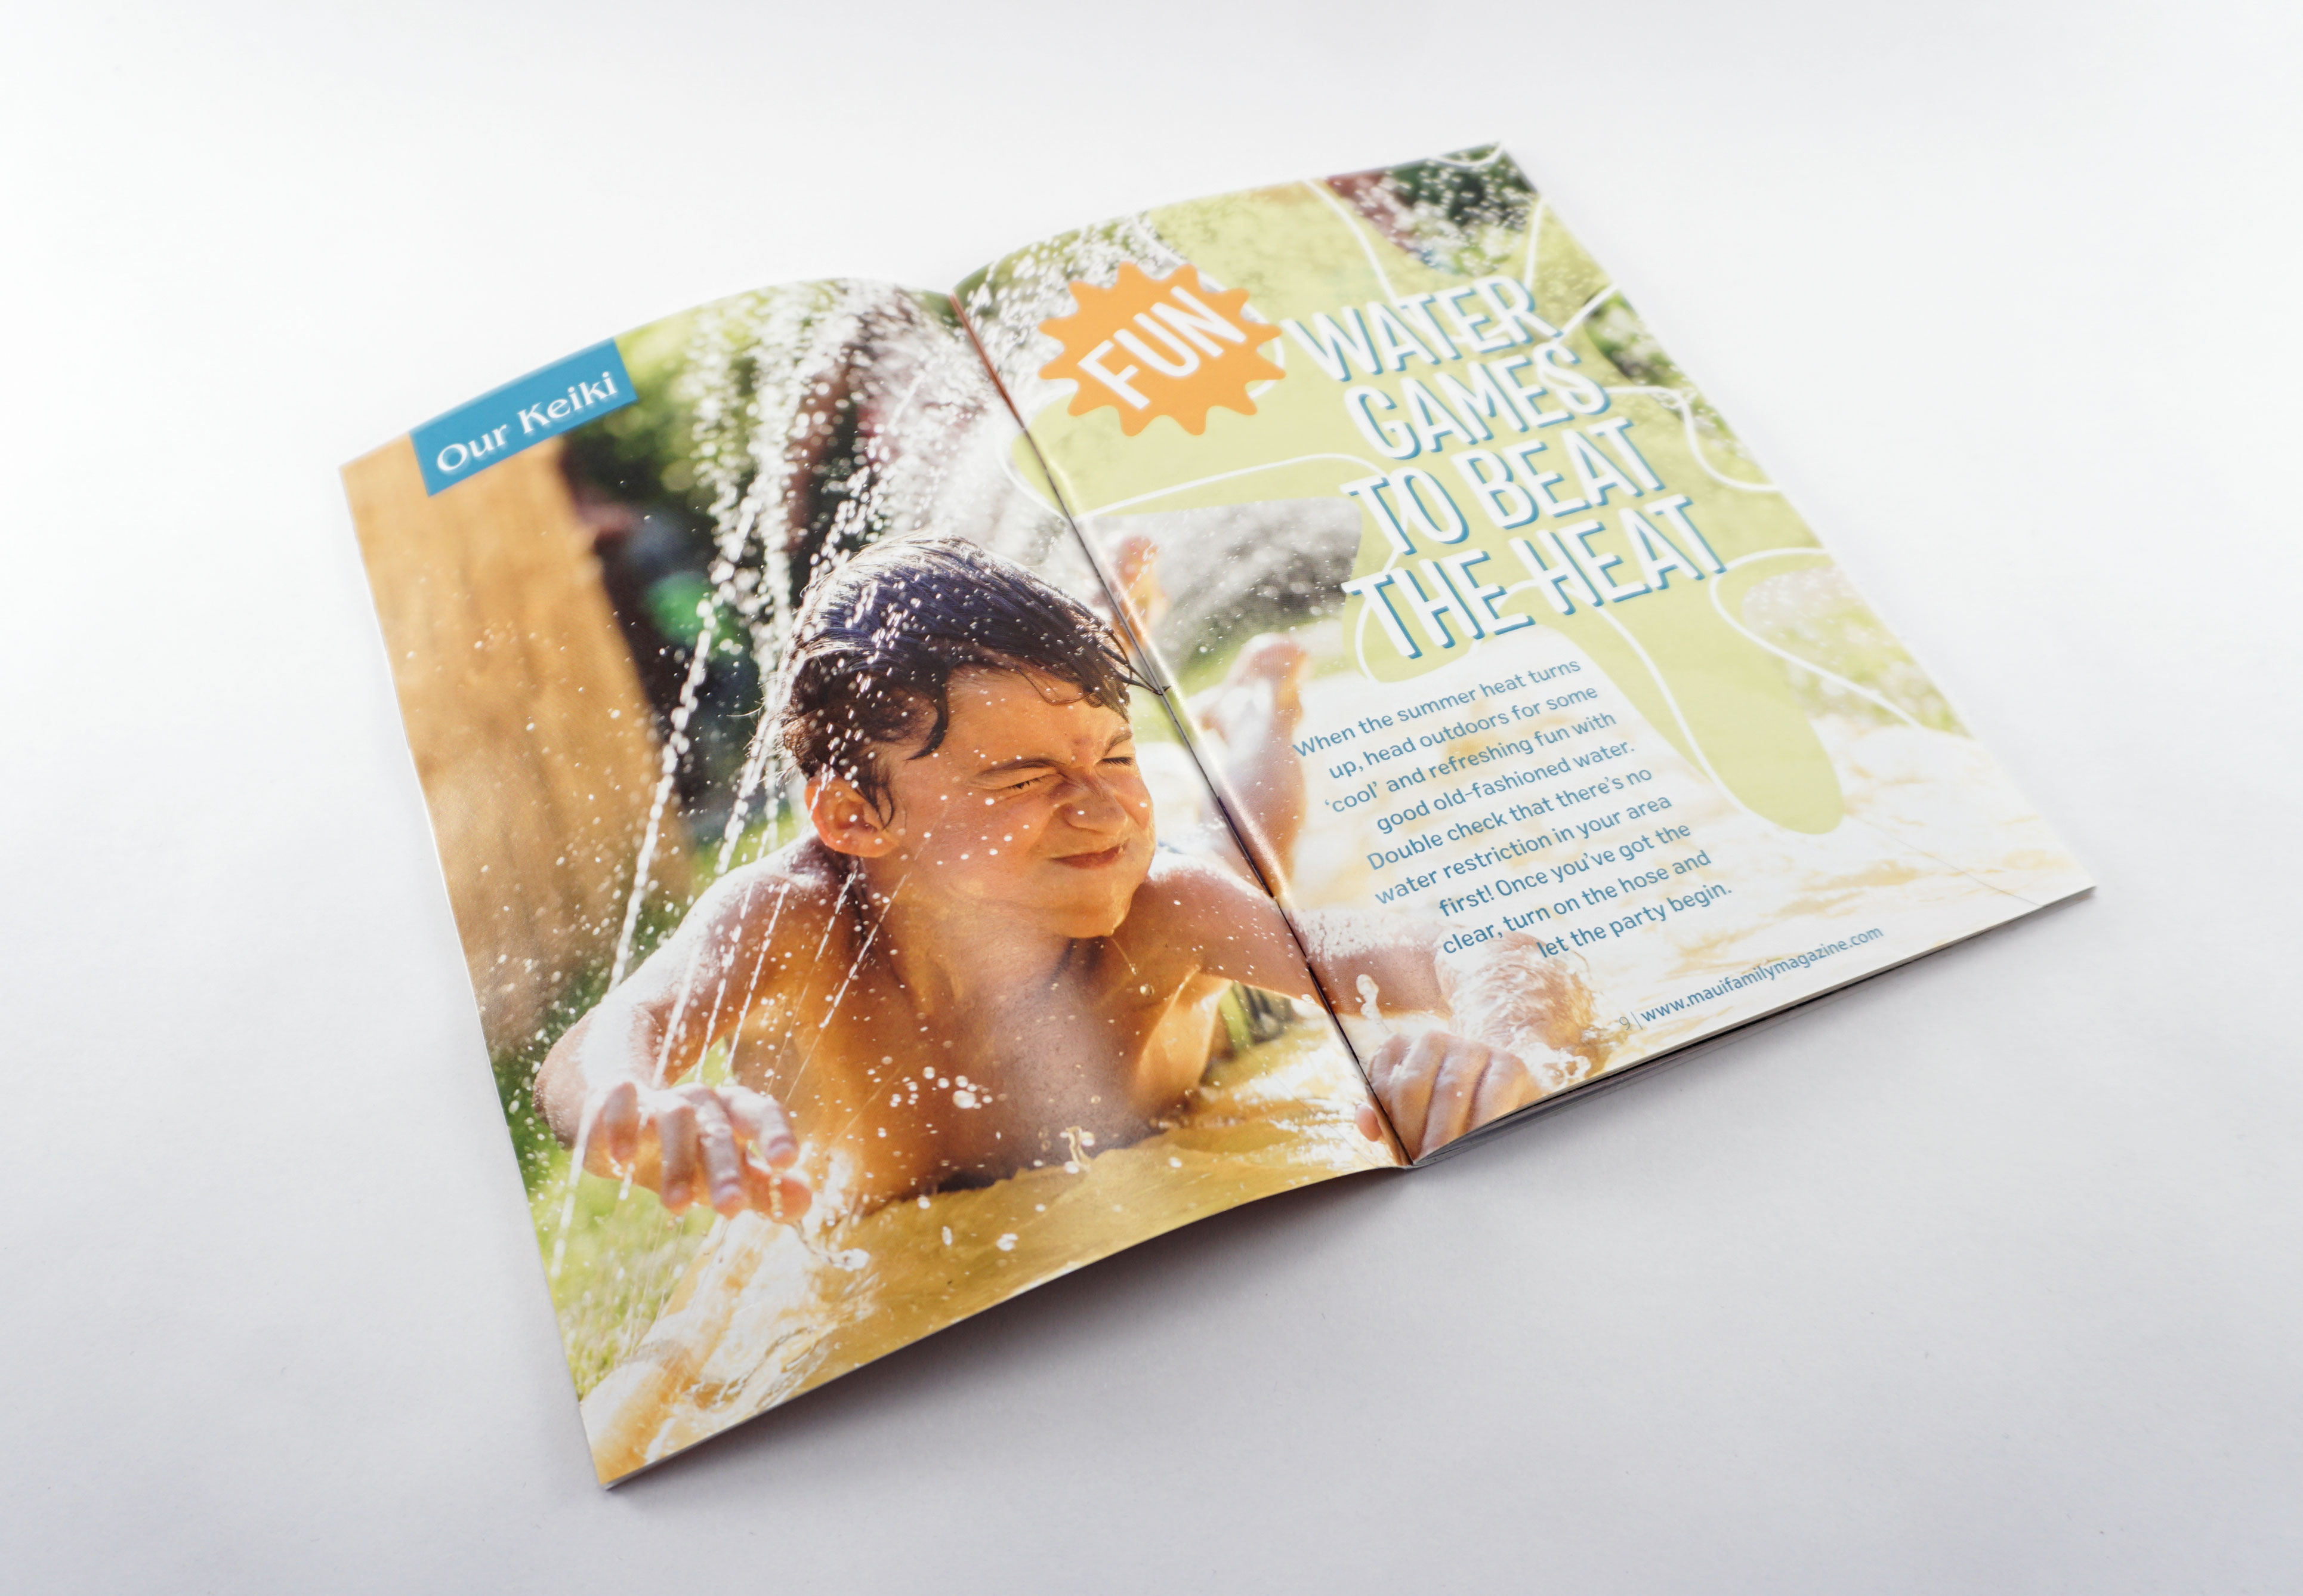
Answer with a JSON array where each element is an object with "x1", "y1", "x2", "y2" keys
[
  {"x1": 958, "y1": 147, "x2": 2092, "y2": 1156},
  {"x1": 341, "y1": 280, "x2": 1397, "y2": 1483}
]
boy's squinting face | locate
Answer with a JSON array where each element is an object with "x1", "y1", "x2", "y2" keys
[{"x1": 832, "y1": 668, "x2": 1155, "y2": 938}]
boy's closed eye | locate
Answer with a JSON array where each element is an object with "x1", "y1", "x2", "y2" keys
[{"x1": 977, "y1": 737, "x2": 1136, "y2": 795}]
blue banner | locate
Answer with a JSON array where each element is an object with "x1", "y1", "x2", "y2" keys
[{"x1": 411, "y1": 338, "x2": 635, "y2": 495}]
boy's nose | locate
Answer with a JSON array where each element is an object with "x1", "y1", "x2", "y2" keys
[{"x1": 1059, "y1": 774, "x2": 1130, "y2": 833}]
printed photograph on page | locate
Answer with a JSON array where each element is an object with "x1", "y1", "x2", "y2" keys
[{"x1": 342, "y1": 282, "x2": 1394, "y2": 1481}]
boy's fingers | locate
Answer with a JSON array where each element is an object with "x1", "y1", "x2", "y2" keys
[
  {"x1": 724, "y1": 1087, "x2": 799, "y2": 1169},
  {"x1": 1382, "y1": 1033, "x2": 1448, "y2": 1159},
  {"x1": 1472, "y1": 1052, "x2": 1539, "y2": 1130},
  {"x1": 691, "y1": 1098, "x2": 745, "y2": 1217},
  {"x1": 737, "y1": 1160, "x2": 813, "y2": 1223},
  {"x1": 584, "y1": 1082, "x2": 638, "y2": 1177},
  {"x1": 654, "y1": 1100, "x2": 699, "y2": 1211},
  {"x1": 1364, "y1": 1033, "x2": 1403, "y2": 1104},
  {"x1": 736, "y1": 1159, "x2": 779, "y2": 1211},
  {"x1": 618, "y1": 1085, "x2": 650, "y2": 1171},
  {"x1": 1421, "y1": 1042, "x2": 1490, "y2": 1156},
  {"x1": 1366, "y1": 1033, "x2": 1404, "y2": 1082}
]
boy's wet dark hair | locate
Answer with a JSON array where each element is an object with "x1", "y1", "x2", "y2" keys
[{"x1": 776, "y1": 535, "x2": 1146, "y2": 816}]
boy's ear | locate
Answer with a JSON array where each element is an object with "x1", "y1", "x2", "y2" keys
[{"x1": 806, "y1": 777, "x2": 897, "y2": 857}]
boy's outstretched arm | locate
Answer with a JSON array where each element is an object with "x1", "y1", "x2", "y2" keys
[
  {"x1": 1303, "y1": 910, "x2": 1597, "y2": 1157},
  {"x1": 535, "y1": 868, "x2": 812, "y2": 1221},
  {"x1": 1293, "y1": 909, "x2": 1595, "y2": 1056},
  {"x1": 1146, "y1": 859, "x2": 1588, "y2": 1157}
]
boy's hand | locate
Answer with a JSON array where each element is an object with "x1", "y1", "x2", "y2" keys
[
  {"x1": 578, "y1": 1081, "x2": 811, "y2": 1221},
  {"x1": 1437, "y1": 932, "x2": 1598, "y2": 1063},
  {"x1": 1355, "y1": 1030, "x2": 1542, "y2": 1160}
]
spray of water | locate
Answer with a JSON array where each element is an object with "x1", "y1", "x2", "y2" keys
[{"x1": 557, "y1": 279, "x2": 1091, "y2": 1295}]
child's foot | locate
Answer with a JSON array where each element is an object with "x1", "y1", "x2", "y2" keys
[
  {"x1": 1103, "y1": 530, "x2": 1169, "y2": 635},
  {"x1": 1194, "y1": 634, "x2": 1308, "y2": 748}
]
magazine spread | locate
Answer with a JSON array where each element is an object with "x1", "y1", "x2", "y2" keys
[{"x1": 341, "y1": 146, "x2": 2086, "y2": 1484}]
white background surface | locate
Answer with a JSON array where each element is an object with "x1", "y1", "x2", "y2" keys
[{"x1": 5, "y1": 2, "x2": 2299, "y2": 1589}]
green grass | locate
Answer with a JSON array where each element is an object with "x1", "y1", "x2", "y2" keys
[{"x1": 487, "y1": 807, "x2": 801, "y2": 1394}]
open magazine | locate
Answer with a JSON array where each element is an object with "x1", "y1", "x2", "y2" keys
[{"x1": 341, "y1": 145, "x2": 2088, "y2": 1484}]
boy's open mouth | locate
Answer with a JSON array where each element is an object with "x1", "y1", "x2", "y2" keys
[{"x1": 1052, "y1": 845, "x2": 1125, "y2": 870}]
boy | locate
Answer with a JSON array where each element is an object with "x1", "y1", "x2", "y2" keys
[{"x1": 537, "y1": 536, "x2": 1592, "y2": 1221}]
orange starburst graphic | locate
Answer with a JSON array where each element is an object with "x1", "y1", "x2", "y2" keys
[{"x1": 1037, "y1": 262, "x2": 1284, "y2": 436}]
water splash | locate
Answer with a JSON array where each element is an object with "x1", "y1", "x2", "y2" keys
[
  {"x1": 556, "y1": 277, "x2": 1098, "y2": 1310},
  {"x1": 601, "y1": 281, "x2": 1095, "y2": 984}
]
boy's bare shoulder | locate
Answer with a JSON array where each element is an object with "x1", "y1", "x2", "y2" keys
[
  {"x1": 1123, "y1": 848, "x2": 1285, "y2": 940},
  {"x1": 686, "y1": 839, "x2": 855, "y2": 947},
  {"x1": 1113, "y1": 848, "x2": 1316, "y2": 1000},
  {"x1": 1139, "y1": 845, "x2": 1240, "y2": 895}
]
